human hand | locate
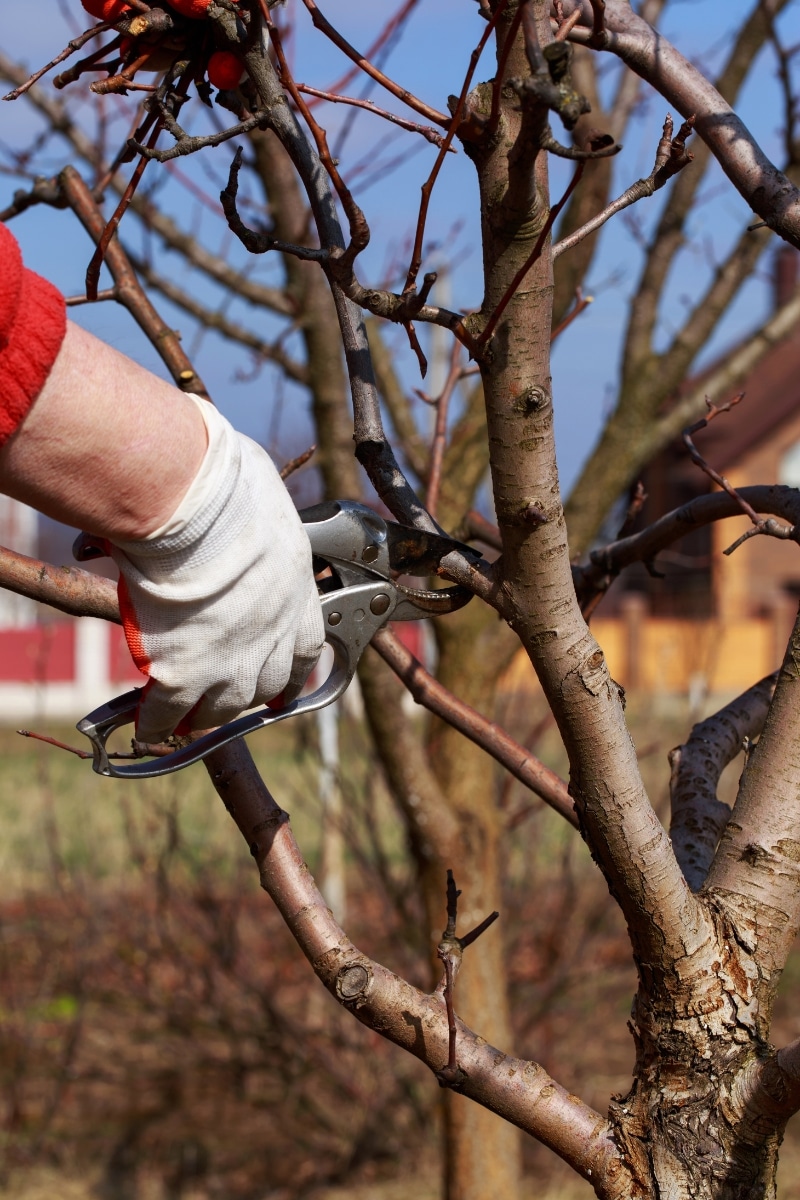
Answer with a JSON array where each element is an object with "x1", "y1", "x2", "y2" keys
[{"x1": 110, "y1": 398, "x2": 324, "y2": 744}]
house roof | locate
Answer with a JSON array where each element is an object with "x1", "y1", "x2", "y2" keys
[{"x1": 676, "y1": 324, "x2": 800, "y2": 474}]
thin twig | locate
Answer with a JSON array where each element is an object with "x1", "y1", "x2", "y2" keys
[
  {"x1": 294, "y1": 84, "x2": 450, "y2": 148},
  {"x1": 553, "y1": 113, "x2": 695, "y2": 259},
  {"x1": 403, "y1": 0, "x2": 508, "y2": 293},
  {"x1": 2, "y1": 23, "x2": 113, "y2": 100},
  {"x1": 298, "y1": 0, "x2": 449, "y2": 128},
  {"x1": 682, "y1": 394, "x2": 796, "y2": 554},
  {"x1": 280, "y1": 444, "x2": 317, "y2": 480},
  {"x1": 550, "y1": 287, "x2": 593, "y2": 341},
  {"x1": 476, "y1": 160, "x2": 585, "y2": 350}
]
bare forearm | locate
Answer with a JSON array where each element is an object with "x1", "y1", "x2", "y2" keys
[{"x1": 0, "y1": 320, "x2": 207, "y2": 540}]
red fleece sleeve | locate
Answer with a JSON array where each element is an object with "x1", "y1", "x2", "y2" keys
[{"x1": 0, "y1": 222, "x2": 67, "y2": 447}]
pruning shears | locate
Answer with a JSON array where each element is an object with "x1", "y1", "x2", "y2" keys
[{"x1": 76, "y1": 501, "x2": 478, "y2": 779}]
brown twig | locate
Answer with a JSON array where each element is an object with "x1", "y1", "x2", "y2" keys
[
  {"x1": 17, "y1": 731, "x2": 93, "y2": 760},
  {"x1": 550, "y1": 286, "x2": 593, "y2": 341},
  {"x1": 309, "y1": 0, "x2": 421, "y2": 106},
  {"x1": 682, "y1": 394, "x2": 797, "y2": 554},
  {"x1": 86, "y1": 119, "x2": 161, "y2": 300},
  {"x1": 370, "y1": 627, "x2": 576, "y2": 826},
  {"x1": 279, "y1": 444, "x2": 317, "y2": 480},
  {"x1": 58, "y1": 166, "x2": 210, "y2": 398},
  {"x1": 552, "y1": 113, "x2": 695, "y2": 260},
  {"x1": 16, "y1": 729, "x2": 150, "y2": 761},
  {"x1": 402, "y1": 0, "x2": 508, "y2": 294},
  {"x1": 588, "y1": 0, "x2": 607, "y2": 47},
  {"x1": 435, "y1": 869, "x2": 498, "y2": 1088},
  {"x1": 294, "y1": 84, "x2": 450, "y2": 148},
  {"x1": 554, "y1": 6, "x2": 583, "y2": 41},
  {"x1": 476, "y1": 160, "x2": 586, "y2": 350},
  {"x1": 298, "y1": 0, "x2": 449, "y2": 129},
  {"x1": 2, "y1": 23, "x2": 114, "y2": 100},
  {"x1": 264, "y1": 6, "x2": 370, "y2": 268}
]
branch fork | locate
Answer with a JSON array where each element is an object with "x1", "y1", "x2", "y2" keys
[{"x1": 435, "y1": 870, "x2": 499, "y2": 1089}]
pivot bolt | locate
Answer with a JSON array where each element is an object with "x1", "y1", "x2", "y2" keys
[{"x1": 370, "y1": 594, "x2": 391, "y2": 616}]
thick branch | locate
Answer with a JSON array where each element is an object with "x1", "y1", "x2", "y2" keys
[
  {"x1": 575, "y1": 485, "x2": 800, "y2": 606},
  {"x1": 669, "y1": 674, "x2": 777, "y2": 892},
  {"x1": 707, "y1": 608, "x2": 800, "y2": 972},
  {"x1": 0, "y1": 547, "x2": 119, "y2": 622},
  {"x1": 202, "y1": 738, "x2": 617, "y2": 1183},
  {"x1": 571, "y1": 0, "x2": 800, "y2": 247}
]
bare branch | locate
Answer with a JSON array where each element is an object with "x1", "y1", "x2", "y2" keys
[
  {"x1": 202, "y1": 738, "x2": 617, "y2": 1183},
  {"x1": 57, "y1": 166, "x2": 210, "y2": 398},
  {"x1": 574, "y1": 485, "x2": 800, "y2": 607},
  {"x1": 293, "y1": 84, "x2": 451, "y2": 148},
  {"x1": 370, "y1": 628, "x2": 576, "y2": 828},
  {"x1": 707, "y1": 609, "x2": 800, "y2": 972},
  {"x1": 0, "y1": 547, "x2": 119, "y2": 623},
  {"x1": 553, "y1": 113, "x2": 694, "y2": 260},
  {"x1": 568, "y1": 0, "x2": 800, "y2": 247},
  {"x1": 669, "y1": 674, "x2": 777, "y2": 891},
  {"x1": 297, "y1": 0, "x2": 449, "y2": 129}
]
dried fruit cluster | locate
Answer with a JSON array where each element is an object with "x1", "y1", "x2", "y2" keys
[{"x1": 76, "y1": 0, "x2": 245, "y2": 94}]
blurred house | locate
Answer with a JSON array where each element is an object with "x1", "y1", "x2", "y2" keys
[{"x1": 0, "y1": 500, "x2": 139, "y2": 721}]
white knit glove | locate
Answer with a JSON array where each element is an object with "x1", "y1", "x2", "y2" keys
[{"x1": 109, "y1": 397, "x2": 324, "y2": 744}]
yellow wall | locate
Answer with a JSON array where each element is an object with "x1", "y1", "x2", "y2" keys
[{"x1": 502, "y1": 615, "x2": 779, "y2": 696}]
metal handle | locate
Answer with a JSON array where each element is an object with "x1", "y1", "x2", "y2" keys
[{"x1": 77, "y1": 581, "x2": 397, "y2": 779}]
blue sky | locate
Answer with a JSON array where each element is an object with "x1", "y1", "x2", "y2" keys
[{"x1": 2, "y1": 0, "x2": 798, "y2": 501}]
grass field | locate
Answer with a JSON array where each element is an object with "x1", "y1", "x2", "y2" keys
[{"x1": 0, "y1": 696, "x2": 797, "y2": 1198}]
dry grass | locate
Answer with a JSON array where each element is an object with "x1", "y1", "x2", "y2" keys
[{"x1": 0, "y1": 693, "x2": 798, "y2": 1198}]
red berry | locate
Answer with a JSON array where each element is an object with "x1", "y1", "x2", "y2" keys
[
  {"x1": 168, "y1": 0, "x2": 212, "y2": 17},
  {"x1": 81, "y1": 0, "x2": 131, "y2": 20},
  {"x1": 207, "y1": 50, "x2": 244, "y2": 90}
]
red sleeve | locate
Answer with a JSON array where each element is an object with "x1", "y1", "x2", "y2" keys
[{"x1": 0, "y1": 222, "x2": 67, "y2": 447}]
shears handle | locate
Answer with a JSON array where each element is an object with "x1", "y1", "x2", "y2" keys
[{"x1": 77, "y1": 580, "x2": 397, "y2": 779}]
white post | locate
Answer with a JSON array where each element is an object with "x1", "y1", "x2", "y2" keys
[
  {"x1": 75, "y1": 617, "x2": 110, "y2": 711},
  {"x1": 317, "y1": 700, "x2": 346, "y2": 924}
]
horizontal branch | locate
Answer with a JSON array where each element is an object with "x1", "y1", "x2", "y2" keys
[
  {"x1": 0, "y1": 547, "x2": 119, "y2": 622},
  {"x1": 371, "y1": 628, "x2": 576, "y2": 827},
  {"x1": 203, "y1": 738, "x2": 617, "y2": 1183},
  {"x1": 575, "y1": 485, "x2": 800, "y2": 605}
]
